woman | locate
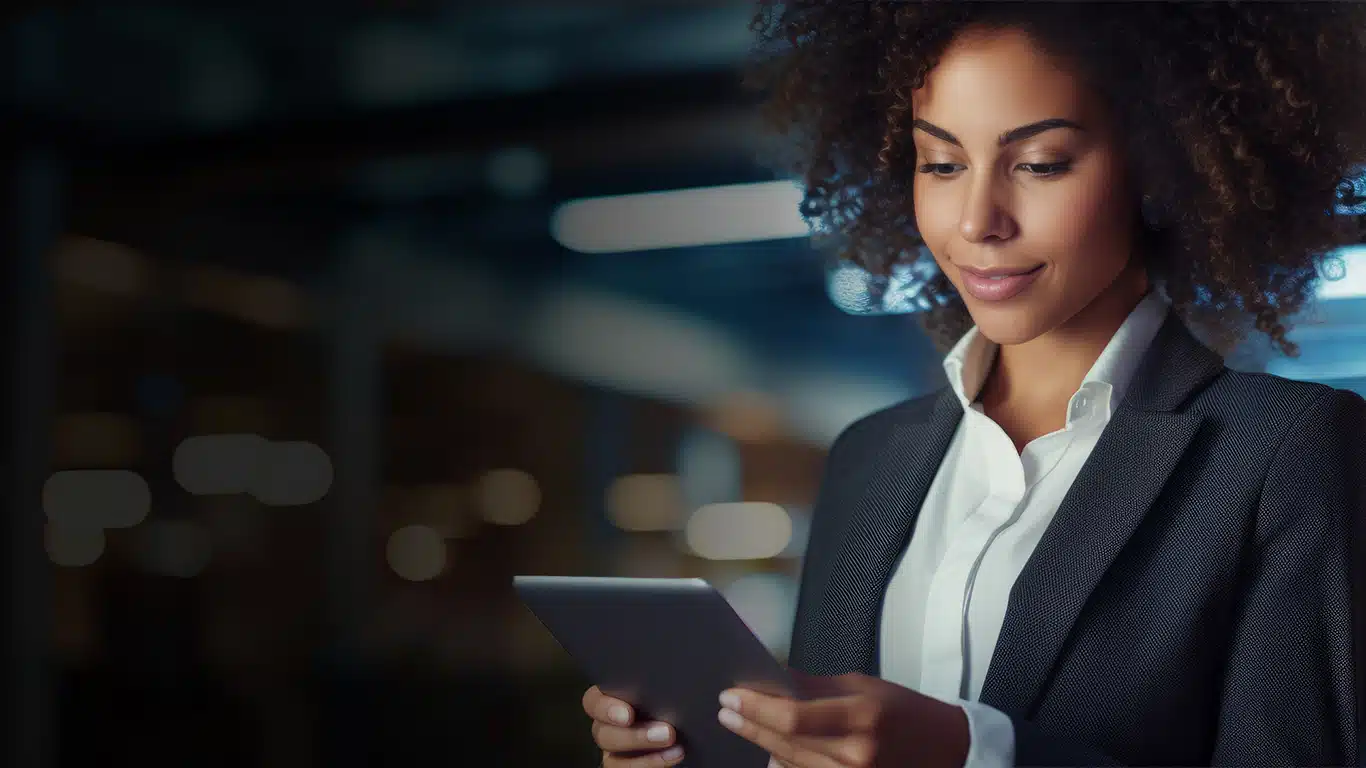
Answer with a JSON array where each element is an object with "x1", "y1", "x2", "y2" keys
[{"x1": 582, "y1": 2, "x2": 1366, "y2": 766}]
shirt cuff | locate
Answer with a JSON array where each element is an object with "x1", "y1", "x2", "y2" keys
[{"x1": 959, "y1": 700, "x2": 1016, "y2": 768}]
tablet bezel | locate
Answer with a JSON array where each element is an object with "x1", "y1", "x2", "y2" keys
[{"x1": 514, "y1": 575, "x2": 797, "y2": 767}]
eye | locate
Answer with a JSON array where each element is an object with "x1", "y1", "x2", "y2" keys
[
  {"x1": 1017, "y1": 161, "x2": 1072, "y2": 177},
  {"x1": 917, "y1": 163, "x2": 963, "y2": 177}
]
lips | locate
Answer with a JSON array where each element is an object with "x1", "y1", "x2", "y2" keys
[
  {"x1": 957, "y1": 263, "x2": 1044, "y2": 302},
  {"x1": 959, "y1": 264, "x2": 1043, "y2": 278}
]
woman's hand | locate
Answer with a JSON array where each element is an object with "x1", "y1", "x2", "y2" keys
[
  {"x1": 717, "y1": 671, "x2": 971, "y2": 768},
  {"x1": 582, "y1": 685, "x2": 685, "y2": 767}
]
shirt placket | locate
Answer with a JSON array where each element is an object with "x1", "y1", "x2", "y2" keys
[{"x1": 917, "y1": 413, "x2": 1024, "y2": 698}]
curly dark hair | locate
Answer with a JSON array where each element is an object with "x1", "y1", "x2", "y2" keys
[{"x1": 746, "y1": 0, "x2": 1366, "y2": 355}]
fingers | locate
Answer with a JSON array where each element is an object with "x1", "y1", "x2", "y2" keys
[
  {"x1": 601, "y1": 745, "x2": 685, "y2": 768},
  {"x1": 591, "y1": 720, "x2": 677, "y2": 752},
  {"x1": 583, "y1": 685, "x2": 635, "y2": 726},
  {"x1": 723, "y1": 688, "x2": 867, "y2": 738},
  {"x1": 723, "y1": 687, "x2": 881, "y2": 767},
  {"x1": 718, "y1": 708, "x2": 845, "y2": 768},
  {"x1": 584, "y1": 687, "x2": 684, "y2": 767}
]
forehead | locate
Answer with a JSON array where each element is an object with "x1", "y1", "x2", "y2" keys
[{"x1": 911, "y1": 26, "x2": 1100, "y2": 138}]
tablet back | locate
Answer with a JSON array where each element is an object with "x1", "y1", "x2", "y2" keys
[{"x1": 514, "y1": 575, "x2": 795, "y2": 767}]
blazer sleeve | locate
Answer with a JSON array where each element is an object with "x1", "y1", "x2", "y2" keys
[
  {"x1": 1002, "y1": 388, "x2": 1365, "y2": 768},
  {"x1": 1206, "y1": 387, "x2": 1365, "y2": 766}
]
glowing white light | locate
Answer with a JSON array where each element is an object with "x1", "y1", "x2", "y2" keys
[
  {"x1": 1265, "y1": 322, "x2": 1366, "y2": 380},
  {"x1": 1335, "y1": 166, "x2": 1366, "y2": 215},
  {"x1": 550, "y1": 180, "x2": 810, "y2": 253},
  {"x1": 251, "y1": 441, "x2": 334, "y2": 506},
  {"x1": 1320, "y1": 245, "x2": 1366, "y2": 300},
  {"x1": 43, "y1": 470, "x2": 150, "y2": 529},
  {"x1": 778, "y1": 506, "x2": 812, "y2": 559},
  {"x1": 524, "y1": 289, "x2": 758, "y2": 403},
  {"x1": 173, "y1": 433, "x2": 267, "y2": 495},
  {"x1": 677, "y1": 429, "x2": 742, "y2": 509},
  {"x1": 826, "y1": 256, "x2": 943, "y2": 316},
  {"x1": 779, "y1": 370, "x2": 912, "y2": 447},
  {"x1": 719, "y1": 573, "x2": 799, "y2": 655},
  {"x1": 606, "y1": 474, "x2": 686, "y2": 532},
  {"x1": 684, "y1": 502, "x2": 792, "y2": 561},
  {"x1": 45, "y1": 522, "x2": 105, "y2": 567},
  {"x1": 477, "y1": 469, "x2": 540, "y2": 526},
  {"x1": 387, "y1": 525, "x2": 447, "y2": 581}
]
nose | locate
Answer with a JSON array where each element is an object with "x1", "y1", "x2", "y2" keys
[{"x1": 958, "y1": 175, "x2": 1017, "y2": 243}]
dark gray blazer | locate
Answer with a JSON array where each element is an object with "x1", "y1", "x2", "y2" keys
[{"x1": 788, "y1": 313, "x2": 1366, "y2": 766}]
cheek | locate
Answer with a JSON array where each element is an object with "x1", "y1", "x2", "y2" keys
[
  {"x1": 912, "y1": 186, "x2": 959, "y2": 266},
  {"x1": 1027, "y1": 172, "x2": 1133, "y2": 276}
]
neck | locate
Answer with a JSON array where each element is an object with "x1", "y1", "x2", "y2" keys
[{"x1": 985, "y1": 265, "x2": 1149, "y2": 408}]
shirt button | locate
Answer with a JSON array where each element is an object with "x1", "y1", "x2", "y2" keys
[{"x1": 1070, "y1": 396, "x2": 1089, "y2": 421}]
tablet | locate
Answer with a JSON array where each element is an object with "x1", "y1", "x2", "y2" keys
[{"x1": 514, "y1": 575, "x2": 797, "y2": 767}]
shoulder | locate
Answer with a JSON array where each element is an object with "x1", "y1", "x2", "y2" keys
[
  {"x1": 1193, "y1": 369, "x2": 1365, "y2": 484},
  {"x1": 1197, "y1": 369, "x2": 1366, "y2": 442},
  {"x1": 1239, "y1": 372, "x2": 1366, "y2": 474},
  {"x1": 1203, "y1": 371, "x2": 1366, "y2": 534}
]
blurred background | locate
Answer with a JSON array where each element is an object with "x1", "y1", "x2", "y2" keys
[{"x1": 2, "y1": 2, "x2": 1364, "y2": 766}]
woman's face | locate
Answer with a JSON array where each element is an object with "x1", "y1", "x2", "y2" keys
[{"x1": 911, "y1": 26, "x2": 1143, "y2": 346}]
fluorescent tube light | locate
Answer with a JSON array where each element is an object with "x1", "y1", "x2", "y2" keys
[{"x1": 550, "y1": 180, "x2": 810, "y2": 253}]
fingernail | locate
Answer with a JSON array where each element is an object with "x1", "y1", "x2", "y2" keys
[
  {"x1": 718, "y1": 691, "x2": 741, "y2": 711},
  {"x1": 609, "y1": 705, "x2": 629, "y2": 724},
  {"x1": 718, "y1": 708, "x2": 744, "y2": 730},
  {"x1": 647, "y1": 724, "x2": 670, "y2": 743},
  {"x1": 662, "y1": 745, "x2": 683, "y2": 761}
]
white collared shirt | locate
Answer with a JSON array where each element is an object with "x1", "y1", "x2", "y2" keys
[{"x1": 878, "y1": 292, "x2": 1171, "y2": 767}]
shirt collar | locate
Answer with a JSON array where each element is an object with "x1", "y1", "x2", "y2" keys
[{"x1": 941, "y1": 291, "x2": 1170, "y2": 422}]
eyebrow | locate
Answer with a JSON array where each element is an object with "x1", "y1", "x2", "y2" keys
[{"x1": 911, "y1": 117, "x2": 1084, "y2": 147}]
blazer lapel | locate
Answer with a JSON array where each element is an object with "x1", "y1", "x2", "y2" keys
[
  {"x1": 978, "y1": 314, "x2": 1225, "y2": 718},
  {"x1": 806, "y1": 388, "x2": 964, "y2": 677}
]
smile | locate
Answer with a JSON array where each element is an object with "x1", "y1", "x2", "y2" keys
[{"x1": 957, "y1": 263, "x2": 1045, "y2": 301}]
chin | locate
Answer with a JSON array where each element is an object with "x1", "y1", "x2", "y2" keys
[{"x1": 963, "y1": 304, "x2": 1051, "y2": 347}]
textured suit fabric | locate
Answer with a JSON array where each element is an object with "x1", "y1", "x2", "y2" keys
[{"x1": 787, "y1": 314, "x2": 1366, "y2": 767}]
